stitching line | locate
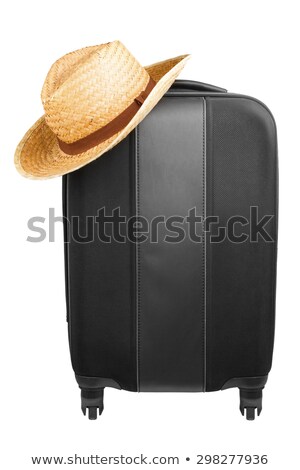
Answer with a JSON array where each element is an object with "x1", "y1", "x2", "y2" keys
[
  {"x1": 135, "y1": 126, "x2": 141, "y2": 392},
  {"x1": 202, "y1": 98, "x2": 207, "y2": 392}
]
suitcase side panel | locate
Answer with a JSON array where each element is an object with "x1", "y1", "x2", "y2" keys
[
  {"x1": 205, "y1": 97, "x2": 278, "y2": 391},
  {"x1": 64, "y1": 137, "x2": 137, "y2": 391}
]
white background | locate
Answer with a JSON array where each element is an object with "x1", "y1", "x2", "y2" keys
[{"x1": 1, "y1": 1, "x2": 299, "y2": 468}]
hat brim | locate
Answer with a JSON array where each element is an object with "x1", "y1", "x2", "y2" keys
[{"x1": 15, "y1": 54, "x2": 190, "y2": 179}]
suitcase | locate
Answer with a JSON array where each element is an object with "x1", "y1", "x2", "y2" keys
[{"x1": 62, "y1": 80, "x2": 278, "y2": 420}]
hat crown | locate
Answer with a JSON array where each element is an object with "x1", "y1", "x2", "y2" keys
[{"x1": 42, "y1": 41, "x2": 150, "y2": 144}]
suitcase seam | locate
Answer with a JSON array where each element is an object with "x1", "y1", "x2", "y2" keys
[
  {"x1": 202, "y1": 98, "x2": 207, "y2": 392},
  {"x1": 135, "y1": 126, "x2": 141, "y2": 392}
]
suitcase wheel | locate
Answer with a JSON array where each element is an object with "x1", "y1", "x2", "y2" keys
[
  {"x1": 80, "y1": 388, "x2": 104, "y2": 420},
  {"x1": 245, "y1": 407, "x2": 256, "y2": 421},
  {"x1": 239, "y1": 388, "x2": 263, "y2": 421},
  {"x1": 87, "y1": 406, "x2": 99, "y2": 420}
]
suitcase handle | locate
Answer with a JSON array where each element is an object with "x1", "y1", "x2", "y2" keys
[{"x1": 171, "y1": 79, "x2": 227, "y2": 93}]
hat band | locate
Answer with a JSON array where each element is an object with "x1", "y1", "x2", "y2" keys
[{"x1": 57, "y1": 77, "x2": 156, "y2": 155}]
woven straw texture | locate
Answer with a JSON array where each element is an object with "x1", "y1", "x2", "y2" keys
[{"x1": 15, "y1": 41, "x2": 190, "y2": 179}]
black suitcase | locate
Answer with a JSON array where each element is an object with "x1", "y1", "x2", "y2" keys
[{"x1": 63, "y1": 80, "x2": 278, "y2": 420}]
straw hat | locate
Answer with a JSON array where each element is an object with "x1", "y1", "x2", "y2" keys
[{"x1": 15, "y1": 40, "x2": 190, "y2": 179}]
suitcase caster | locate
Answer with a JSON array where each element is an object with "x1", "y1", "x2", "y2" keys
[
  {"x1": 239, "y1": 388, "x2": 263, "y2": 421},
  {"x1": 81, "y1": 388, "x2": 104, "y2": 420}
]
